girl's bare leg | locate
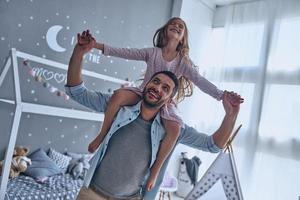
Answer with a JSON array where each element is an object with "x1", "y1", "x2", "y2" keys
[
  {"x1": 88, "y1": 89, "x2": 141, "y2": 153},
  {"x1": 146, "y1": 119, "x2": 181, "y2": 191}
]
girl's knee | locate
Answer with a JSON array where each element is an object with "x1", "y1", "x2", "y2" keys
[
  {"x1": 110, "y1": 89, "x2": 128, "y2": 102},
  {"x1": 111, "y1": 89, "x2": 123, "y2": 98},
  {"x1": 163, "y1": 120, "x2": 181, "y2": 131},
  {"x1": 110, "y1": 89, "x2": 140, "y2": 106}
]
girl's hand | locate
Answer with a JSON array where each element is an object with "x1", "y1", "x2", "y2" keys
[
  {"x1": 145, "y1": 173, "x2": 158, "y2": 191},
  {"x1": 88, "y1": 135, "x2": 102, "y2": 153}
]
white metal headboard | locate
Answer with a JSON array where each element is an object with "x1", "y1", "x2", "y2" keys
[{"x1": 0, "y1": 48, "x2": 130, "y2": 200}]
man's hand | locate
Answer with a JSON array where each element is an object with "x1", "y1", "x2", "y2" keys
[
  {"x1": 74, "y1": 30, "x2": 96, "y2": 56},
  {"x1": 212, "y1": 91, "x2": 242, "y2": 148},
  {"x1": 67, "y1": 30, "x2": 96, "y2": 86},
  {"x1": 223, "y1": 91, "x2": 241, "y2": 116},
  {"x1": 226, "y1": 90, "x2": 244, "y2": 107}
]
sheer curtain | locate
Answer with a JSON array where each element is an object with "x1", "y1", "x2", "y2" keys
[{"x1": 179, "y1": 0, "x2": 300, "y2": 199}]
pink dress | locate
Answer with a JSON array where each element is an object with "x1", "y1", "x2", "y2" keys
[{"x1": 103, "y1": 45, "x2": 224, "y2": 126}]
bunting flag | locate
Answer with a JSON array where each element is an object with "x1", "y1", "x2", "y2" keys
[{"x1": 185, "y1": 125, "x2": 243, "y2": 200}]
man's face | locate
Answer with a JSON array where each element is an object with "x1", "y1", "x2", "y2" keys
[{"x1": 142, "y1": 73, "x2": 175, "y2": 108}]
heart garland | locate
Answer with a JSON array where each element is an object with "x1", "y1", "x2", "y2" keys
[{"x1": 22, "y1": 59, "x2": 70, "y2": 101}]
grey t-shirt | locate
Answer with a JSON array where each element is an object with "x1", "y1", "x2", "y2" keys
[{"x1": 90, "y1": 116, "x2": 152, "y2": 199}]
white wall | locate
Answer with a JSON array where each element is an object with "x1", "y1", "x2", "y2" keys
[
  {"x1": 180, "y1": 0, "x2": 215, "y2": 65},
  {"x1": 167, "y1": 0, "x2": 219, "y2": 180}
]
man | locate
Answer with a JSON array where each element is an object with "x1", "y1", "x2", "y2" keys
[{"x1": 65, "y1": 31, "x2": 242, "y2": 200}]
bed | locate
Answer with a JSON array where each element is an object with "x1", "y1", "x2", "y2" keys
[
  {"x1": 5, "y1": 174, "x2": 83, "y2": 200},
  {"x1": 3, "y1": 148, "x2": 93, "y2": 200}
]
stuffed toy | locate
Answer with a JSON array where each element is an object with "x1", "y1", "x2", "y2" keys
[
  {"x1": 0, "y1": 145, "x2": 32, "y2": 179},
  {"x1": 176, "y1": 152, "x2": 194, "y2": 198},
  {"x1": 13, "y1": 146, "x2": 30, "y2": 157},
  {"x1": 67, "y1": 157, "x2": 90, "y2": 179}
]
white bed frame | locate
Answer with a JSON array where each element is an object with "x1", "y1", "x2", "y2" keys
[{"x1": 0, "y1": 48, "x2": 130, "y2": 200}]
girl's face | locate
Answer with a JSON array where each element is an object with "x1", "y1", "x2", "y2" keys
[{"x1": 166, "y1": 19, "x2": 186, "y2": 42}]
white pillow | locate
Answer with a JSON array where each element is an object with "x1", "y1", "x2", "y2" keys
[{"x1": 48, "y1": 148, "x2": 72, "y2": 173}]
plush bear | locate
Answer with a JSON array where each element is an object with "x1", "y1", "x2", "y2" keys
[
  {"x1": 0, "y1": 145, "x2": 32, "y2": 179},
  {"x1": 13, "y1": 145, "x2": 29, "y2": 157}
]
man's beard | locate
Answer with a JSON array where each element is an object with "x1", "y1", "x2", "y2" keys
[{"x1": 142, "y1": 88, "x2": 165, "y2": 108}]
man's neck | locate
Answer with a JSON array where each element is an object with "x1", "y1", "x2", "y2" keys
[{"x1": 140, "y1": 102, "x2": 161, "y2": 122}]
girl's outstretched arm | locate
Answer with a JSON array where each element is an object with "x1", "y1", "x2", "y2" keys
[
  {"x1": 94, "y1": 41, "x2": 153, "y2": 62},
  {"x1": 182, "y1": 62, "x2": 224, "y2": 100}
]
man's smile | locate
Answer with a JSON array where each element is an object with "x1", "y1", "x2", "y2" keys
[{"x1": 147, "y1": 88, "x2": 160, "y2": 100}]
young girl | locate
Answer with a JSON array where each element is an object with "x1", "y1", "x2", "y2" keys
[{"x1": 83, "y1": 17, "x2": 242, "y2": 191}]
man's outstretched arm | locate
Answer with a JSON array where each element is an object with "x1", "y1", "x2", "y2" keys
[
  {"x1": 67, "y1": 30, "x2": 95, "y2": 86},
  {"x1": 179, "y1": 91, "x2": 241, "y2": 151},
  {"x1": 212, "y1": 91, "x2": 240, "y2": 148},
  {"x1": 65, "y1": 30, "x2": 111, "y2": 112}
]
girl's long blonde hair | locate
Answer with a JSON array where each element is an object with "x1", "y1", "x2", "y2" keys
[{"x1": 153, "y1": 17, "x2": 197, "y2": 103}]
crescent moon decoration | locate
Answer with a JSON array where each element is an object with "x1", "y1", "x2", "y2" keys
[{"x1": 46, "y1": 25, "x2": 66, "y2": 52}]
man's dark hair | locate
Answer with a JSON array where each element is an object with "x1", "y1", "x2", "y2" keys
[{"x1": 150, "y1": 71, "x2": 179, "y2": 97}]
